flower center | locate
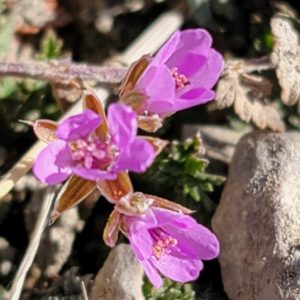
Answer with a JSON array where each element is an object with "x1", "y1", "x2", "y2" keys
[
  {"x1": 170, "y1": 67, "x2": 189, "y2": 89},
  {"x1": 152, "y1": 235, "x2": 178, "y2": 259},
  {"x1": 71, "y1": 134, "x2": 119, "y2": 170}
]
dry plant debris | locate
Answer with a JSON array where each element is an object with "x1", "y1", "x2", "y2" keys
[
  {"x1": 271, "y1": 14, "x2": 300, "y2": 113},
  {"x1": 215, "y1": 59, "x2": 285, "y2": 132}
]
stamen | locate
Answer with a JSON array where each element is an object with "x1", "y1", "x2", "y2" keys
[
  {"x1": 152, "y1": 235, "x2": 177, "y2": 259},
  {"x1": 84, "y1": 154, "x2": 93, "y2": 169},
  {"x1": 71, "y1": 133, "x2": 118, "y2": 170},
  {"x1": 170, "y1": 67, "x2": 189, "y2": 89}
]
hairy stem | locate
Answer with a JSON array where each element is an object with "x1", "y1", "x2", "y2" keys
[{"x1": 0, "y1": 60, "x2": 127, "y2": 84}]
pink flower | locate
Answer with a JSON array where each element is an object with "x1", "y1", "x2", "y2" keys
[
  {"x1": 103, "y1": 193, "x2": 219, "y2": 288},
  {"x1": 126, "y1": 207, "x2": 219, "y2": 287},
  {"x1": 120, "y1": 29, "x2": 223, "y2": 131},
  {"x1": 33, "y1": 104, "x2": 155, "y2": 184}
]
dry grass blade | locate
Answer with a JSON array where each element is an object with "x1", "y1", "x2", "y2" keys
[
  {"x1": 0, "y1": 141, "x2": 47, "y2": 200},
  {"x1": 215, "y1": 60, "x2": 285, "y2": 132},
  {"x1": 6, "y1": 187, "x2": 56, "y2": 300},
  {"x1": 271, "y1": 15, "x2": 300, "y2": 112},
  {"x1": 81, "y1": 281, "x2": 89, "y2": 300}
]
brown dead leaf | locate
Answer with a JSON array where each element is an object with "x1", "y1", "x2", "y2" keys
[
  {"x1": 271, "y1": 15, "x2": 300, "y2": 112},
  {"x1": 215, "y1": 60, "x2": 284, "y2": 132}
]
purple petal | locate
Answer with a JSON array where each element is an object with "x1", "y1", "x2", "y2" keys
[
  {"x1": 146, "y1": 101, "x2": 174, "y2": 115},
  {"x1": 125, "y1": 211, "x2": 158, "y2": 233},
  {"x1": 152, "y1": 31, "x2": 180, "y2": 64},
  {"x1": 153, "y1": 29, "x2": 213, "y2": 66},
  {"x1": 159, "y1": 29, "x2": 212, "y2": 71},
  {"x1": 71, "y1": 166, "x2": 117, "y2": 181},
  {"x1": 128, "y1": 228, "x2": 153, "y2": 260},
  {"x1": 172, "y1": 89, "x2": 215, "y2": 112},
  {"x1": 107, "y1": 103, "x2": 137, "y2": 149},
  {"x1": 178, "y1": 87, "x2": 206, "y2": 100},
  {"x1": 114, "y1": 137, "x2": 155, "y2": 173},
  {"x1": 151, "y1": 208, "x2": 197, "y2": 228},
  {"x1": 127, "y1": 221, "x2": 162, "y2": 288},
  {"x1": 191, "y1": 49, "x2": 224, "y2": 89},
  {"x1": 151, "y1": 208, "x2": 219, "y2": 260},
  {"x1": 177, "y1": 29, "x2": 212, "y2": 54},
  {"x1": 172, "y1": 53, "x2": 207, "y2": 78},
  {"x1": 153, "y1": 254, "x2": 203, "y2": 283},
  {"x1": 33, "y1": 140, "x2": 72, "y2": 184},
  {"x1": 164, "y1": 222, "x2": 220, "y2": 260},
  {"x1": 140, "y1": 65, "x2": 175, "y2": 100},
  {"x1": 57, "y1": 109, "x2": 102, "y2": 141},
  {"x1": 136, "y1": 65, "x2": 175, "y2": 114},
  {"x1": 139, "y1": 259, "x2": 163, "y2": 288}
]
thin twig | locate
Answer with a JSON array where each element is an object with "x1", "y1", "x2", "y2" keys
[
  {"x1": 0, "y1": 141, "x2": 46, "y2": 200},
  {"x1": 6, "y1": 187, "x2": 56, "y2": 300},
  {"x1": 0, "y1": 61, "x2": 127, "y2": 84}
]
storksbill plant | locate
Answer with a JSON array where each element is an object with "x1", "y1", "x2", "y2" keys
[{"x1": 30, "y1": 28, "x2": 223, "y2": 288}]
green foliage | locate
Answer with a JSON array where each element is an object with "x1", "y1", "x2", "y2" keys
[
  {"x1": 0, "y1": 18, "x2": 13, "y2": 56},
  {"x1": 143, "y1": 278, "x2": 195, "y2": 300},
  {"x1": 134, "y1": 134, "x2": 224, "y2": 225},
  {"x1": 0, "y1": 10, "x2": 16, "y2": 100},
  {"x1": 253, "y1": 31, "x2": 274, "y2": 53},
  {"x1": 36, "y1": 30, "x2": 63, "y2": 60},
  {"x1": 0, "y1": 78, "x2": 17, "y2": 99},
  {"x1": 0, "y1": 0, "x2": 4, "y2": 13}
]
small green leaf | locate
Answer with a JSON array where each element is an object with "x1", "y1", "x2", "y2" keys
[
  {"x1": 0, "y1": 18, "x2": 13, "y2": 57},
  {"x1": 134, "y1": 134, "x2": 225, "y2": 223},
  {"x1": 36, "y1": 30, "x2": 63, "y2": 60},
  {"x1": 143, "y1": 277, "x2": 195, "y2": 300},
  {"x1": 0, "y1": 78, "x2": 17, "y2": 99}
]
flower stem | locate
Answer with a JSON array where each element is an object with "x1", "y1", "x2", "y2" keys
[{"x1": 0, "y1": 60, "x2": 127, "y2": 84}]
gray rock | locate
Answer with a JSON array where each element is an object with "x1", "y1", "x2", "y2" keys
[
  {"x1": 25, "y1": 188, "x2": 83, "y2": 277},
  {"x1": 36, "y1": 207, "x2": 83, "y2": 277},
  {"x1": 212, "y1": 131, "x2": 300, "y2": 300},
  {"x1": 90, "y1": 244, "x2": 145, "y2": 300}
]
